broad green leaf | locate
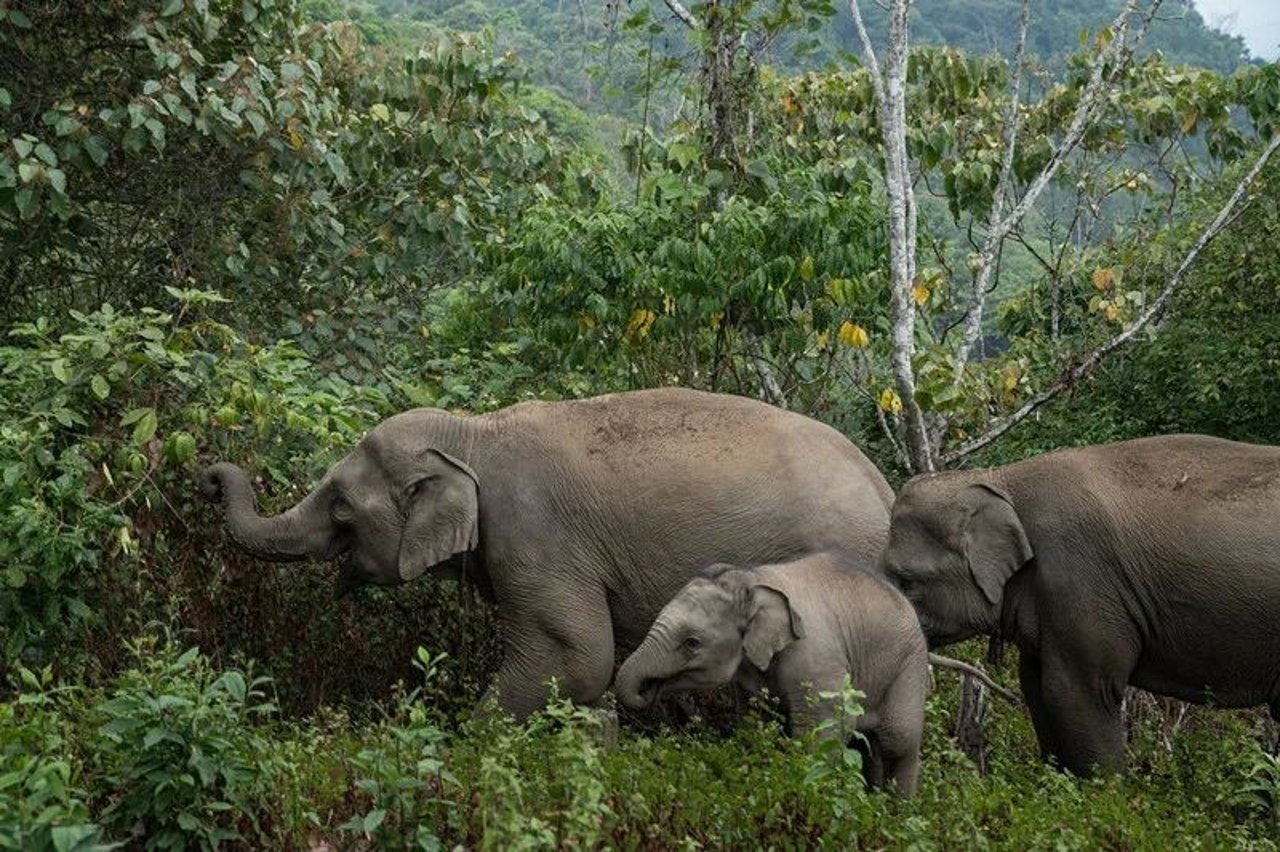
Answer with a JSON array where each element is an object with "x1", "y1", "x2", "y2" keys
[
  {"x1": 132, "y1": 409, "x2": 158, "y2": 445},
  {"x1": 162, "y1": 0, "x2": 184, "y2": 16},
  {"x1": 84, "y1": 135, "x2": 109, "y2": 166},
  {"x1": 91, "y1": 374, "x2": 109, "y2": 400}
]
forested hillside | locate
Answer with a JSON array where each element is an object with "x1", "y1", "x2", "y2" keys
[
  {"x1": 2, "y1": 0, "x2": 1278, "y2": 848},
  {"x1": 305, "y1": 0, "x2": 1254, "y2": 118}
]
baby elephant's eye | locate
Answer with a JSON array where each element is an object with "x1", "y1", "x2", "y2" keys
[{"x1": 683, "y1": 635, "x2": 701, "y2": 652}]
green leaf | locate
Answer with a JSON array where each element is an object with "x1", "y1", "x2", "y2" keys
[
  {"x1": 12, "y1": 137, "x2": 32, "y2": 158},
  {"x1": 0, "y1": 88, "x2": 11, "y2": 109},
  {"x1": 245, "y1": 109, "x2": 266, "y2": 136},
  {"x1": 7, "y1": 9, "x2": 33, "y2": 28},
  {"x1": 51, "y1": 825, "x2": 98, "y2": 852},
  {"x1": 50, "y1": 359, "x2": 69, "y2": 383},
  {"x1": 17, "y1": 162, "x2": 38, "y2": 182},
  {"x1": 34, "y1": 142, "x2": 57, "y2": 166},
  {"x1": 84, "y1": 135, "x2": 109, "y2": 167},
  {"x1": 219, "y1": 671, "x2": 247, "y2": 701},
  {"x1": 131, "y1": 409, "x2": 158, "y2": 445},
  {"x1": 48, "y1": 168, "x2": 66, "y2": 194},
  {"x1": 162, "y1": 0, "x2": 184, "y2": 16},
  {"x1": 91, "y1": 374, "x2": 110, "y2": 400}
]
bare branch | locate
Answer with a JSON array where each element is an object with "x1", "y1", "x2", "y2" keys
[
  {"x1": 661, "y1": 0, "x2": 702, "y2": 29},
  {"x1": 741, "y1": 326, "x2": 788, "y2": 409},
  {"x1": 952, "y1": 0, "x2": 1163, "y2": 376},
  {"x1": 851, "y1": 0, "x2": 933, "y2": 472},
  {"x1": 942, "y1": 130, "x2": 1280, "y2": 464},
  {"x1": 952, "y1": 0, "x2": 1030, "y2": 376},
  {"x1": 848, "y1": 0, "x2": 886, "y2": 104}
]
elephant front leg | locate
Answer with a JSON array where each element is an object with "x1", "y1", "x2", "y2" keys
[
  {"x1": 487, "y1": 607, "x2": 616, "y2": 721},
  {"x1": 1035, "y1": 652, "x2": 1128, "y2": 776}
]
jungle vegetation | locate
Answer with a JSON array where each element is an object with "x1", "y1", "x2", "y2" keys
[{"x1": 1, "y1": 0, "x2": 1278, "y2": 848}]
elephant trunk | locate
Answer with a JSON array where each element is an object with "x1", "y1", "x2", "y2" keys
[
  {"x1": 615, "y1": 633, "x2": 675, "y2": 710},
  {"x1": 200, "y1": 462, "x2": 337, "y2": 561}
]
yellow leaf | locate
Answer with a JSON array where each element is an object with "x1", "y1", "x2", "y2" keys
[
  {"x1": 1104, "y1": 302, "x2": 1120, "y2": 322},
  {"x1": 663, "y1": 293, "x2": 676, "y2": 315},
  {"x1": 837, "y1": 320, "x2": 869, "y2": 349},
  {"x1": 878, "y1": 388, "x2": 903, "y2": 414},
  {"x1": 370, "y1": 103, "x2": 390, "y2": 123},
  {"x1": 799, "y1": 255, "x2": 815, "y2": 282},
  {"x1": 816, "y1": 331, "x2": 829, "y2": 350},
  {"x1": 709, "y1": 311, "x2": 724, "y2": 330},
  {"x1": 624, "y1": 308, "x2": 656, "y2": 344},
  {"x1": 912, "y1": 284, "x2": 930, "y2": 306},
  {"x1": 1002, "y1": 365, "x2": 1020, "y2": 392},
  {"x1": 1092, "y1": 267, "x2": 1114, "y2": 291},
  {"x1": 286, "y1": 118, "x2": 304, "y2": 151},
  {"x1": 577, "y1": 313, "x2": 598, "y2": 332}
]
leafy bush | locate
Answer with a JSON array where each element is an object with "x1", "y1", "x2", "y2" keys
[
  {"x1": 0, "y1": 667, "x2": 110, "y2": 852},
  {"x1": 338, "y1": 648, "x2": 454, "y2": 851},
  {"x1": 89, "y1": 639, "x2": 277, "y2": 850}
]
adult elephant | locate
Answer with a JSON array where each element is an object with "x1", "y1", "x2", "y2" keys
[
  {"x1": 877, "y1": 434, "x2": 1280, "y2": 776},
  {"x1": 201, "y1": 387, "x2": 894, "y2": 718}
]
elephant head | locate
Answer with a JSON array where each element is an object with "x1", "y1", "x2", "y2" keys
[
  {"x1": 200, "y1": 409, "x2": 480, "y2": 589},
  {"x1": 614, "y1": 564, "x2": 805, "y2": 710},
  {"x1": 878, "y1": 475, "x2": 1032, "y2": 647}
]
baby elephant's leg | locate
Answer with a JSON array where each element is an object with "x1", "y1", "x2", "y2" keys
[{"x1": 875, "y1": 668, "x2": 928, "y2": 797}]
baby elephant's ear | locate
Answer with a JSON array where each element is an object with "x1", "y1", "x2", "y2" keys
[{"x1": 742, "y1": 584, "x2": 806, "y2": 671}]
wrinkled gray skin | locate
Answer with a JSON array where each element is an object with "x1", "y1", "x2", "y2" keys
[
  {"x1": 201, "y1": 387, "x2": 894, "y2": 719},
  {"x1": 615, "y1": 553, "x2": 928, "y2": 796},
  {"x1": 879, "y1": 434, "x2": 1280, "y2": 776}
]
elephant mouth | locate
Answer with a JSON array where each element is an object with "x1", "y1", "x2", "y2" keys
[{"x1": 333, "y1": 551, "x2": 363, "y2": 599}]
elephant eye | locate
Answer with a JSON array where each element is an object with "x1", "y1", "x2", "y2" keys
[
  {"x1": 683, "y1": 635, "x2": 701, "y2": 652},
  {"x1": 331, "y1": 497, "x2": 354, "y2": 525}
]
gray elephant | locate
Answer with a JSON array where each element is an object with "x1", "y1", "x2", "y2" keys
[
  {"x1": 878, "y1": 434, "x2": 1280, "y2": 776},
  {"x1": 201, "y1": 387, "x2": 895, "y2": 718},
  {"x1": 614, "y1": 552, "x2": 929, "y2": 796}
]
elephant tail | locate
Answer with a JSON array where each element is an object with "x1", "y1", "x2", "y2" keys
[{"x1": 928, "y1": 653, "x2": 1020, "y2": 704}]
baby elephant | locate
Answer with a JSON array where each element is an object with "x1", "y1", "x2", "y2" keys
[{"x1": 614, "y1": 552, "x2": 928, "y2": 796}]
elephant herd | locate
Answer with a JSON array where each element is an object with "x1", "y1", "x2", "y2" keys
[{"x1": 202, "y1": 388, "x2": 1280, "y2": 797}]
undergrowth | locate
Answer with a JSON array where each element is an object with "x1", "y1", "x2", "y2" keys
[{"x1": 2, "y1": 636, "x2": 1276, "y2": 850}]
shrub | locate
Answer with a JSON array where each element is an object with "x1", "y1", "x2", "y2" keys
[
  {"x1": 0, "y1": 667, "x2": 110, "y2": 852},
  {"x1": 88, "y1": 639, "x2": 277, "y2": 850}
]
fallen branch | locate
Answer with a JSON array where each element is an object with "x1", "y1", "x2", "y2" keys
[{"x1": 928, "y1": 653, "x2": 1021, "y2": 704}]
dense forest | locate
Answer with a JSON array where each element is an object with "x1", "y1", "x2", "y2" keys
[{"x1": 1, "y1": 0, "x2": 1278, "y2": 848}]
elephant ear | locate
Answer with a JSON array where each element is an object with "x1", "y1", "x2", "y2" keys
[
  {"x1": 397, "y1": 450, "x2": 479, "y2": 582},
  {"x1": 963, "y1": 483, "x2": 1033, "y2": 607},
  {"x1": 742, "y1": 584, "x2": 806, "y2": 671}
]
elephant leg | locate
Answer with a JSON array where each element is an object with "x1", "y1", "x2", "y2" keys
[
  {"x1": 1018, "y1": 652, "x2": 1064, "y2": 763},
  {"x1": 875, "y1": 670, "x2": 926, "y2": 797},
  {"x1": 488, "y1": 594, "x2": 616, "y2": 720},
  {"x1": 1036, "y1": 651, "x2": 1128, "y2": 776},
  {"x1": 858, "y1": 733, "x2": 886, "y2": 790}
]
